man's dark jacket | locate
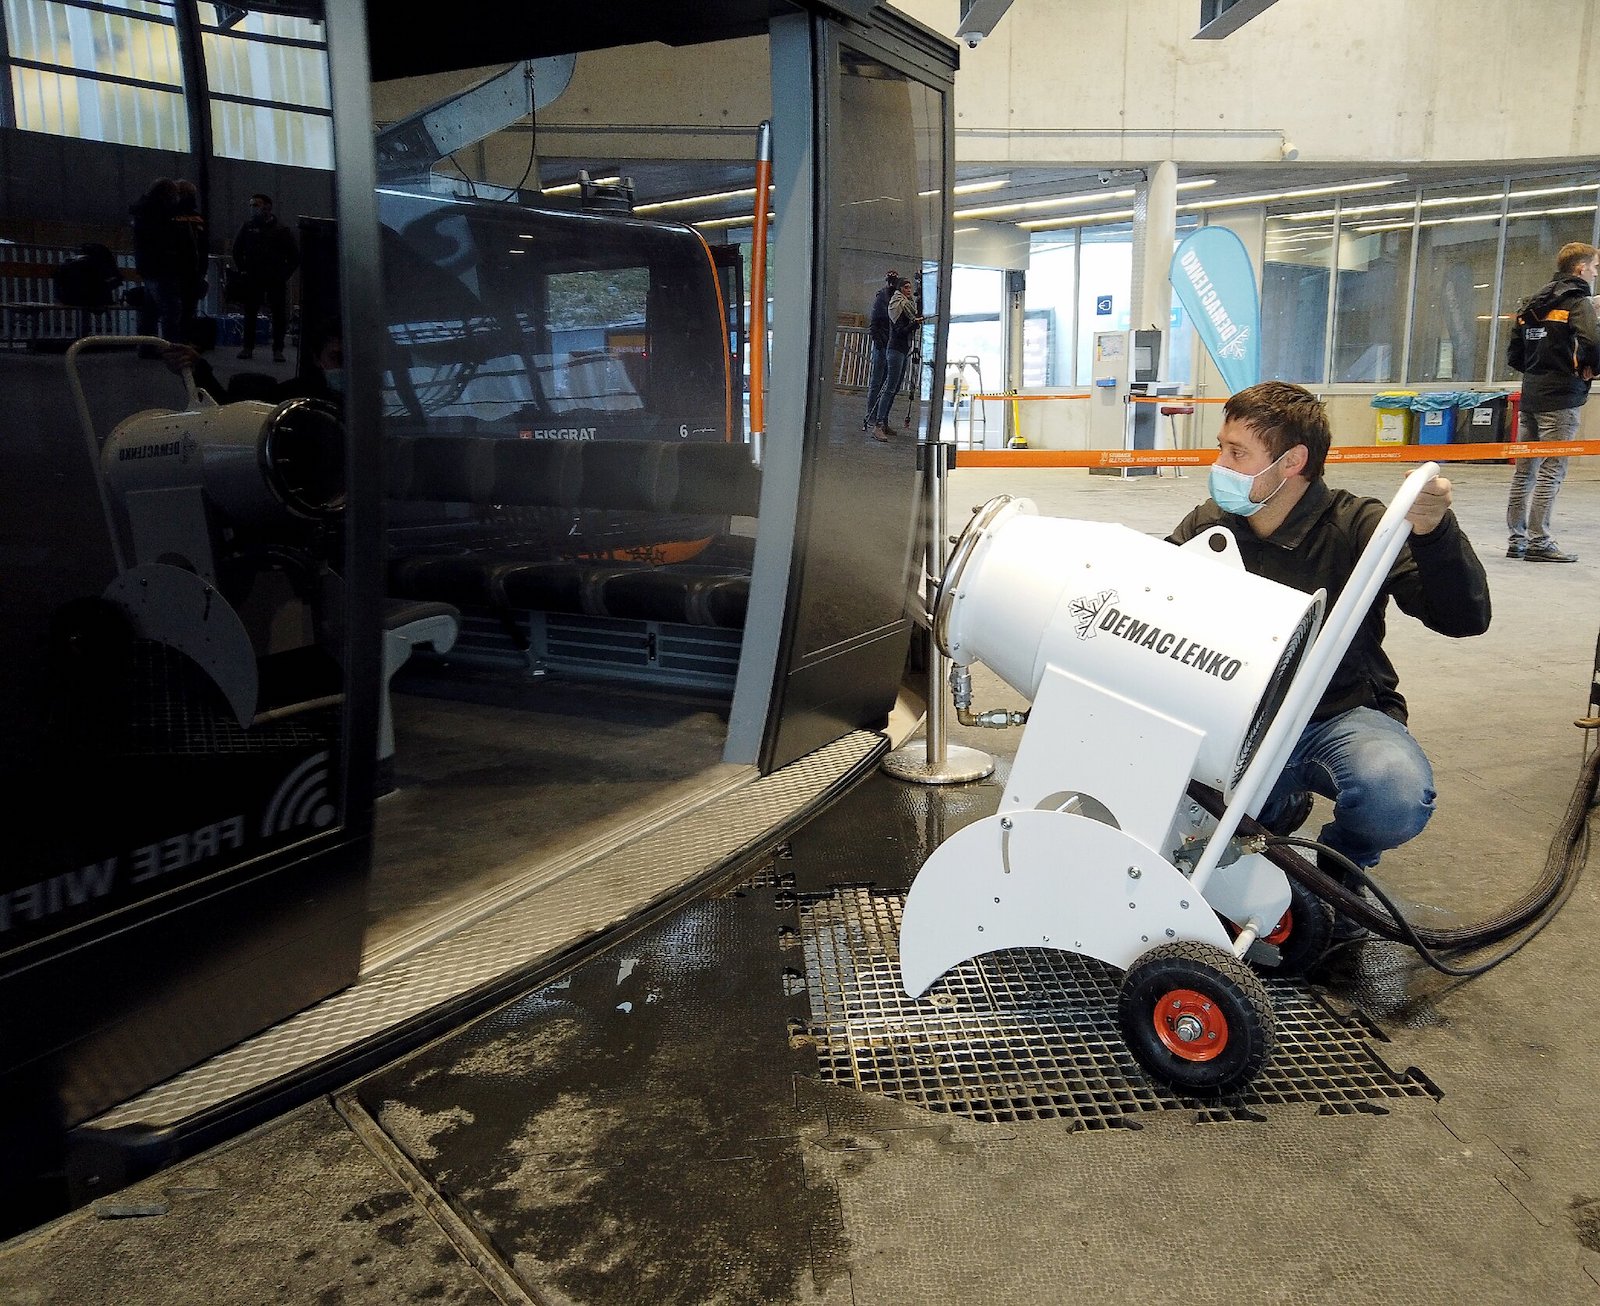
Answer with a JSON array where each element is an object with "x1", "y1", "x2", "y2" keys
[
  {"x1": 1516, "y1": 272, "x2": 1600, "y2": 415},
  {"x1": 1168, "y1": 479, "x2": 1490, "y2": 723},
  {"x1": 232, "y1": 215, "x2": 300, "y2": 286},
  {"x1": 868, "y1": 285, "x2": 893, "y2": 347}
]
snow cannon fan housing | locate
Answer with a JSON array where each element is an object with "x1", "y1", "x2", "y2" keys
[
  {"x1": 102, "y1": 396, "x2": 346, "y2": 530},
  {"x1": 933, "y1": 496, "x2": 1324, "y2": 796}
]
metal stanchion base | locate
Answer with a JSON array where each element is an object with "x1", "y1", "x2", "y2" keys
[{"x1": 881, "y1": 741, "x2": 994, "y2": 785}]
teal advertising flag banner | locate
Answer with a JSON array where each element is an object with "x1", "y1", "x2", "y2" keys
[{"x1": 1170, "y1": 227, "x2": 1260, "y2": 394}]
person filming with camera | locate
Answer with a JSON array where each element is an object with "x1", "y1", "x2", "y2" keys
[{"x1": 866, "y1": 277, "x2": 919, "y2": 441}]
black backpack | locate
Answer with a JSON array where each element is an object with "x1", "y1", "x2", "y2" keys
[
  {"x1": 1507, "y1": 281, "x2": 1589, "y2": 375},
  {"x1": 53, "y1": 243, "x2": 123, "y2": 309}
]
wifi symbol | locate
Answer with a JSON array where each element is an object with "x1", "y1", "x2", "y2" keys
[{"x1": 262, "y1": 751, "x2": 337, "y2": 838}]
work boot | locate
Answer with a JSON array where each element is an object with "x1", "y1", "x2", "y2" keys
[
  {"x1": 1506, "y1": 540, "x2": 1526, "y2": 559},
  {"x1": 1318, "y1": 851, "x2": 1370, "y2": 943},
  {"x1": 1262, "y1": 790, "x2": 1313, "y2": 837},
  {"x1": 1525, "y1": 544, "x2": 1578, "y2": 563}
]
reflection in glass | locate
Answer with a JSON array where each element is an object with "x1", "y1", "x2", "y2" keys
[
  {"x1": 0, "y1": 0, "x2": 345, "y2": 957},
  {"x1": 793, "y1": 45, "x2": 943, "y2": 660}
]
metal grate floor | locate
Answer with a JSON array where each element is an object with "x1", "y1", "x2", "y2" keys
[
  {"x1": 800, "y1": 887, "x2": 1438, "y2": 1126},
  {"x1": 128, "y1": 642, "x2": 335, "y2": 755}
]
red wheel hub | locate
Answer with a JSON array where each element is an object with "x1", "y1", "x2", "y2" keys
[
  {"x1": 1152, "y1": 987, "x2": 1230, "y2": 1062},
  {"x1": 1263, "y1": 909, "x2": 1294, "y2": 947}
]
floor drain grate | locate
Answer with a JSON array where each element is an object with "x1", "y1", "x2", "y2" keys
[{"x1": 800, "y1": 887, "x2": 1437, "y2": 1126}]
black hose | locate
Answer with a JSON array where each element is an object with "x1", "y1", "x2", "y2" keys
[{"x1": 1186, "y1": 742, "x2": 1600, "y2": 977}]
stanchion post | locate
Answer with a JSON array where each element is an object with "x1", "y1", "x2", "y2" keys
[{"x1": 882, "y1": 437, "x2": 995, "y2": 784}]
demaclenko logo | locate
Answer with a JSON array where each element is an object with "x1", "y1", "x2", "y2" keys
[
  {"x1": 1093, "y1": 603, "x2": 1243, "y2": 681},
  {"x1": 1070, "y1": 588, "x2": 1118, "y2": 639}
]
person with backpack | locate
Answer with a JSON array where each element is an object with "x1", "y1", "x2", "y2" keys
[
  {"x1": 128, "y1": 177, "x2": 183, "y2": 341},
  {"x1": 1504, "y1": 241, "x2": 1600, "y2": 563}
]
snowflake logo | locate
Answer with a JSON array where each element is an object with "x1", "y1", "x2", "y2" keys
[
  {"x1": 1070, "y1": 588, "x2": 1118, "y2": 639},
  {"x1": 1219, "y1": 328, "x2": 1251, "y2": 362}
]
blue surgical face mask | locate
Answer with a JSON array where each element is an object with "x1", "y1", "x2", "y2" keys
[{"x1": 1208, "y1": 448, "x2": 1291, "y2": 517}]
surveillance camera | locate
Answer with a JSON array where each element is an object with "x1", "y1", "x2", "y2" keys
[{"x1": 963, "y1": 31, "x2": 984, "y2": 48}]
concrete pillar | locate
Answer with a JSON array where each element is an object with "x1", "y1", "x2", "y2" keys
[{"x1": 1130, "y1": 160, "x2": 1178, "y2": 370}]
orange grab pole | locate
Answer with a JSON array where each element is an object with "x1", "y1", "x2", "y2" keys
[{"x1": 748, "y1": 121, "x2": 771, "y2": 450}]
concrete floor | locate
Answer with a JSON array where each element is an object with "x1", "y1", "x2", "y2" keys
[{"x1": 4, "y1": 456, "x2": 1599, "y2": 1304}]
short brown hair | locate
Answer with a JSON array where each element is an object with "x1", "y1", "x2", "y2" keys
[
  {"x1": 1556, "y1": 242, "x2": 1597, "y2": 275},
  {"x1": 1223, "y1": 381, "x2": 1332, "y2": 481}
]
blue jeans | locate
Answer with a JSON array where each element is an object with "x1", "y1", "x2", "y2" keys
[
  {"x1": 1257, "y1": 707, "x2": 1435, "y2": 872},
  {"x1": 136, "y1": 277, "x2": 185, "y2": 343},
  {"x1": 869, "y1": 347, "x2": 910, "y2": 428},
  {"x1": 1507, "y1": 407, "x2": 1578, "y2": 550},
  {"x1": 863, "y1": 341, "x2": 888, "y2": 426}
]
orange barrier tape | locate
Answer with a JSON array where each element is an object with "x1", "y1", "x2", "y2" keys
[
  {"x1": 1324, "y1": 441, "x2": 1600, "y2": 464},
  {"x1": 955, "y1": 441, "x2": 1600, "y2": 470},
  {"x1": 971, "y1": 392, "x2": 1090, "y2": 401},
  {"x1": 965, "y1": 393, "x2": 1229, "y2": 404},
  {"x1": 1126, "y1": 395, "x2": 1229, "y2": 404}
]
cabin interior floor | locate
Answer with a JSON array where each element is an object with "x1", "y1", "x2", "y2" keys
[
  {"x1": 365, "y1": 669, "x2": 739, "y2": 958},
  {"x1": 6, "y1": 461, "x2": 1600, "y2": 1304}
]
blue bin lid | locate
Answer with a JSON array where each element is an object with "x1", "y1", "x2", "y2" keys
[{"x1": 1371, "y1": 390, "x2": 1511, "y2": 410}]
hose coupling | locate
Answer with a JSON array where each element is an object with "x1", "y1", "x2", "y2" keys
[
  {"x1": 948, "y1": 665, "x2": 1027, "y2": 728},
  {"x1": 949, "y1": 663, "x2": 974, "y2": 711},
  {"x1": 955, "y1": 706, "x2": 1030, "y2": 729}
]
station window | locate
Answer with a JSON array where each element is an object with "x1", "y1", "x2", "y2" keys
[
  {"x1": 1074, "y1": 221, "x2": 1132, "y2": 383},
  {"x1": 1408, "y1": 184, "x2": 1504, "y2": 384},
  {"x1": 1331, "y1": 188, "x2": 1414, "y2": 385},
  {"x1": 4, "y1": 0, "x2": 187, "y2": 148},
  {"x1": 1164, "y1": 213, "x2": 1201, "y2": 388},
  {"x1": 946, "y1": 264, "x2": 1004, "y2": 395},
  {"x1": 1262, "y1": 206, "x2": 1332, "y2": 382},
  {"x1": 1261, "y1": 172, "x2": 1600, "y2": 387},
  {"x1": 1494, "y1": 177, "x2": 1600, "y2": 384},
  {"x1": 1024, "y1": 232, "x2": 1075, "y2": 385},
  {"x1": 199, "y1": 2, "x2": 330, "y2": 167},
  {"x1": 2, "y1": 0, "x2": 330, "y2": 165}
]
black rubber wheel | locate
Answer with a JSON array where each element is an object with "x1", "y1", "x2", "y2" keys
[
  {"x1": 1252, "y1": 877, "x2": 1334, "y2": 975},
  {"x1": 1117, "y1": 941, "x2": 1275, "y2": 1096}
]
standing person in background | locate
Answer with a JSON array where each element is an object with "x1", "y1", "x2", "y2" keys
[
  {"x1": 129, "y1": 178, "x2": 182, "y2": 341},
  {"x1": 862, "y1": 269, "x2": 898, "y2": 436},
  {"x1": 232, "y1": 193, "x2": 300, "y2": 362},
  {"x1": 867, "y1": 278, "x2": 918, "y2": 441},
  {"x1": 1505, "y1": 241, "x2": 1600, "y2": 563},
  {"x1": 171, "y1": 179, "x2": 209, "y2": 346}
]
